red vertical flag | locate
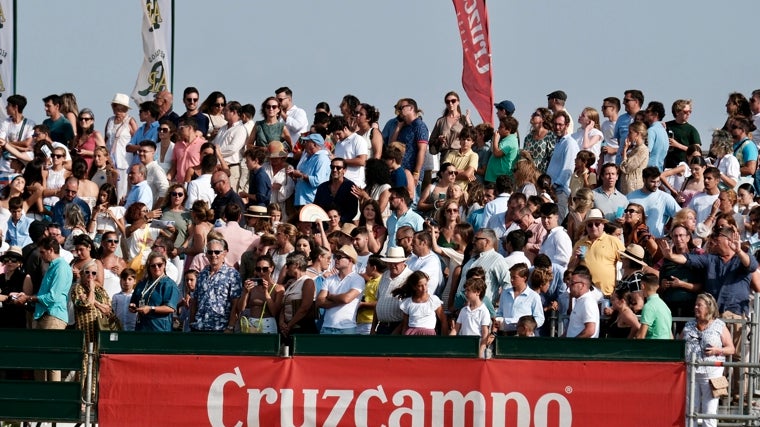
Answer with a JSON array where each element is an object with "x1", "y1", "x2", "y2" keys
[{"x1": 452, "y1": 0, "x2": 494, "y2": 124}]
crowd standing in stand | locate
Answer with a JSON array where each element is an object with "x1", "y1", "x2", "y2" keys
[{"x1": 1, "y1": 87, "x2": 760, "y2": 409}]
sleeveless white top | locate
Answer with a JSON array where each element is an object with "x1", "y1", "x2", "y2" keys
[
  {"x1": 105, "y1": 116, "x2": 134, "y2": 169},
  {"x1": 43, "y1": 168, "x2": 66, "y2": 207}
]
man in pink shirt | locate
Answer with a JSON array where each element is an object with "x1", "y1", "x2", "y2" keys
[
  {"x1": 168, "y1": 117, "x2": 204, "y2": 183},
  {"x1": 214, "y1": 204, "x2": 258, "y2": 268}
]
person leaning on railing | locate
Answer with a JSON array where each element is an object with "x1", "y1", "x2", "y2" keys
[{"x1": 680, "y1": 293, "x2": 734, "y2": 427}]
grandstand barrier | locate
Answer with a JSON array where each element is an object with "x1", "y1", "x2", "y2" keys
[
  {"x1": 0, "y1": 329, "x2": 84, "y2": 423},
  {"x1": 97, "y1": 332, "x2": 686, "y2": 426}
]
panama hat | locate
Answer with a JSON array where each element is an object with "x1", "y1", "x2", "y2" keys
[
  {"x1": 0, "y1": 246, "x2": 23, "y2": 263},
  {"x1": 619, "y1": 243, "x2": 646, "y2": 266},
  {"x1": 334, "y1": 244, "x2": 358, "y2": 264},
  {"x1": 110, "y1": 93, "x2": 132, "y2": 109},
  {"x1": 243, "y1": 205, "x2": 270, "y2": 218},
  {"x1": 582, "y1": 208, "x2": 608, "y2": 227},
  {"x1": 380, "y1": 247, "x2": 408, "y2": 263}
]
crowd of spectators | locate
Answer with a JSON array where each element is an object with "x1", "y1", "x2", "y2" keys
[{"x1": 0, "y1": 87, "x2": 759, "y2": 413}]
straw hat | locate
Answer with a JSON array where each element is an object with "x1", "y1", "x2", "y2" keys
[
  {"x1": 619, "y1": 244, "x2": 646, "y2": 266},
  {"x1": 338, "y1": 223, "x2": 357, "y2": 238},
  {"x1": 243, "y1": 205, "x2": 270, "y2": 218},
  {"x1": 267, "y1": 141, "x2": 288, "y2": 158},
  {"x1": 381, "y1": 247, "x2": 408, "y2": 263},
  {"x1": 334, "y1": 244, "x2": 358, "y2": 264},
  {"x1": 582, "y1": 208, "x2": 608, "y2": 226},
  {"x1": 0, "y1": 246, "x2": 23, "y2": 262},
  {"x1": 110, "y1": 93, "x2": 132, "y2": 109}
]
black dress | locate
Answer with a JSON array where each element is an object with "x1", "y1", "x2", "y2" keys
[
  {"x1": 0, "y1": 269, "x2": 28, "y2": 329},
  {"x1": 605, "y1": 312, "x2": 632, "y2": 339}
]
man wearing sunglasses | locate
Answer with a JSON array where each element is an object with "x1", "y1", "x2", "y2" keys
[
  {"x1": 190, "y1": 239, "x2": 242, "y2": 333},
  {"x1": 313, "y1": 157, "x2": 358, "y2": 224},
  {"x1": 126, "y1": 101, "x2": 160, "y2": 165},
  {"x1": 178, "y1": 86, "x2": 210, "y2": 137},
  {"x1": 275, "y1": 86, "x2": 308, "y2": 143},
  {"x1": 317, "y1": 244, "x2": 364, "y2": 335}
]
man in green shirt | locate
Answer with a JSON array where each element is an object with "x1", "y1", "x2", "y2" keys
[{"x1": 636, "y1": 273, "x2": 673, "y2": 339}]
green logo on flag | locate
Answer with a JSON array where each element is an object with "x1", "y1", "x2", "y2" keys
[{"x1": 137, "y1": 61, "x2": 167, "y2": 97}]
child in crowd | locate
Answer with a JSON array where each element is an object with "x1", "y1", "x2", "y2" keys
[
  {"x1": 356, "y1": 256, "x2": 385, "y2": 335},
  {"x1": 452, "y1": 278, "x2": 491, "y2": 358},
  {"x1": 112, "y1": 268, "x2": 137, "y2": 331},
  {"x1": 178, "y1": 269, "x2": 198, "y2": 332},
  {"x1": 267, "y1": 203, "x2": 282, "y2": 230},
  {"x1": 635, "y1": 273, "x2": 673, "y2": 339},
  {"x1": 529, "y1": 266, "x2": 553, "y2": 337},
  {"x1": 517, "y1": 315, "x2": 537, "y2": 337},
  {"x1": 569, "y1": 150, "x2": 597, "y2": 196},
  {"x1": 393, "y1": 271, "x2": 448, "y2": 336}
]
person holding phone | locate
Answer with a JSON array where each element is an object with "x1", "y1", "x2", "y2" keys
[{"x1": 238, "y1": 255, "x2": 283, "y2": 334}]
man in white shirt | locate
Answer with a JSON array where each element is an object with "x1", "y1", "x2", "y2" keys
[
  {"x1": 185, "y1": 153, "x2": 217, "y2": 209},
  {"x1": 688, "y1": 167, "x2": 721, "y2": 223},
  {"x1": 275, "y1": 87, "x2": 308, "y2": 142},
  {"x1": 481, "y1": 174, "x2": 511, "y2": 226},
  {"x1": 317, "y1": 245, "x2": 365, "y2": 334},
  {"x1": 329, "y1": 116, "x2": 368, "y2": 188},
  {"x1": 539, "y1": 202, "x2": 572, "y2": 270},
  {"x1": 137, "y1": 141, "x2": 169, "y2": 209},
  {"x1": 372, "y1": 247, "x2": 413, "y2": 335},
  {"x1": 405, "y1": 230, "x2": 443, "y2": 296},
  {"x1": 600, "y1": 97, "x2": 620, "y2": 165},
  {"x1": 565, "y1": 267, "x2": 600, "y2": 338},
  {"x1": 212, "y1": 101, "x2": 248, "y2": 192}
]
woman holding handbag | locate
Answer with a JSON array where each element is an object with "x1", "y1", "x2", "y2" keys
[
  {"x1": 238, "y1": 255, "x2": 283, "y2": 334},
  {"x1": 279, "y1": 251, "x2": 318, "y2": 342},
  {"x1": 681, "y1": 293, "x2": 734, "y2": 427}
]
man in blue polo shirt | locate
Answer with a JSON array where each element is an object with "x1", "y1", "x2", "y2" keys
[{"x1": 385, "y1": 186, "x2": 423, "y2": 251}]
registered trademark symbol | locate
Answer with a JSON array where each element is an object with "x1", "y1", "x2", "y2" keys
[{"x1": 564, "y1": 386, "x2": 573, "y2": 394}]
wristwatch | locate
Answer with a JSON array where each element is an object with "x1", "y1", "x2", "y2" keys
[{"x1": 150, "y1": 306, "x2": 156, "y2": 314}]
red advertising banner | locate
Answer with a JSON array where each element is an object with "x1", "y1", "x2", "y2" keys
[
  {"x1": 452, "y1": 0, "x2": 494, "y2": 125},
  {"x1": 99, "y1": 355, "x2": 685, "y2": 426}
]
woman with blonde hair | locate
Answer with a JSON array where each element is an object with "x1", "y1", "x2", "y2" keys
[
  {"x1": 619, "y1": 121, "x2": 649, "y2": 194},
  {"x1": 710, "y1": 129, "x2": 739, "y2": 189},
  {"x1": 566, "y1": 188, "x2": 594, "y2": 241},
  {"x1": 60, "y1": 93, "x2": 80, "y2": 138},
  {"x1": 681, "y1": 293, "x2": 734, "y2": 427},
  {"x1": 513, "y1": 151, "x2": 539, "y2": 196},
  {"x1": 573, "y1": 107, "x2": 604, "y2": 160}
]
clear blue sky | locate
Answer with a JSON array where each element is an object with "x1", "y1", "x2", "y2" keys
[{"x1": 13, "y1": 0, "x2": 760, "y2": 146}]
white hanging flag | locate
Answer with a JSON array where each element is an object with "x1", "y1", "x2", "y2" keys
[
  {"x1": 131, "y1": 0, "x2": 172, "y2": 105},
  {"x1": 0, "y1": 0, "x2": 14, "y2": 118}
]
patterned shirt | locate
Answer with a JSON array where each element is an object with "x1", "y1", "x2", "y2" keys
[
  {"x1": 523, "y1": 131, "x2": 556, "y2": 174},
  {"x1": 374, "y1": 268, "x2": 414, "y2": 323},
  {"x1": 191, "y1": 264, "x2": 242, "y2": 331}
]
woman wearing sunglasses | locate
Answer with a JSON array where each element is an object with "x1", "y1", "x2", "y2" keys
[
  {"x1": 156, "y1": 119, "x2": 176, "y2": 174},
  {"x1": 71, "y1": 108, "x2": 106, "y2": 170},
  {"x1": 200, "y1": 91, "x2": 227, "y2": 140},
  {"x1": 129, "y1": 251, "x2": 179, "y2": 332},
  {"x1": 246, "y1": 96, "x2": 292, "y2": 150},
  {"x1": 238, "y1": 255, "x2": 284, "y2": 334}
]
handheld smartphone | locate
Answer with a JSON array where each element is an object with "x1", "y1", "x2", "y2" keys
[{"x1": 252, "y1": 278, "x2": 264, "y2": 286}]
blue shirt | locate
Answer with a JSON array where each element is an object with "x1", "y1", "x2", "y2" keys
[
  {"x1": 6, "y1": 215, "x2": 33, "y2": 247},
  {"x1": 294, "y1": 149, "x2": 330, "y2": 206},
  {"x1": 647, "y1": 122, "x2": 669, "y2": 170},
  {"x1": 626, "y1": 188, "x2": 680, "y2": 238},
  {"x1": 130, "y1": 275, "x2": 180, "y2": 332},
  {"x1": 179, "y1": 112, "x2": 210, "y2": 137},
  {"x1": 249, "y1": 166, "x2": 271, "y2": 207},
  {"x1": 684, "y1": 253, "x2": 757, "y2": 315},
  {"x1": 52, "y1": 197, "x2": 92, "y2": 236},
  {"x1": 124, "y1": 180, "x2": 154, "y2": 211},
  {"x1": 34, "y1": 257, "x2": 73, "y2": 322},
  {"x1": 386, "y1": 208, "x2": 424, "y2": 250},
  {"x1": 129, "y1": 121, "x2": 159, "y2": 164},
  {"x1": 398, "y1": 118, "x2": 429, "y2": 172},
  {"x1": 614, "y1": 113, "x2": 634, "y2": 164},
  {"x1": 545, "y1": 134, "x2": 578, "y2": 195},
  {"x1": 191, "y1": 264, "x2": 242, "y2": 331},
  {"x1": 496, "y1": 286, "x2": 545, "y2": 330}
]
